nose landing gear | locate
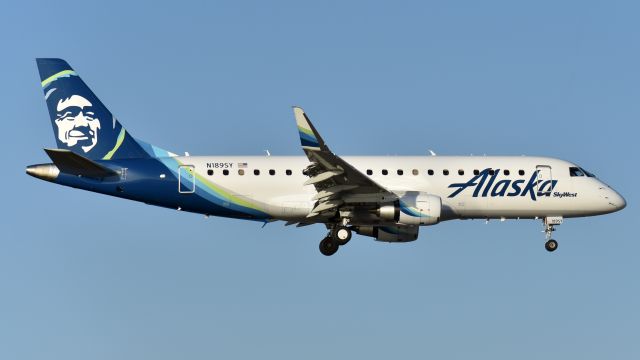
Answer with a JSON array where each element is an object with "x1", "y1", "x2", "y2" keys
[{"x1": 543, "y1": 216, "x2": 562, "y2": 252}]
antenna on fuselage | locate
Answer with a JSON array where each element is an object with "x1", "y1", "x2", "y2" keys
[
  {"x1": 264, "y1": 150, "x2": 271, "y2": 156},
  {"x1": 428, "y1": 149, "x2": 437, "y2": 156}
]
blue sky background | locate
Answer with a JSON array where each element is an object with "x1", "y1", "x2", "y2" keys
[{"x1": 1, "y1": 1, "x2": 638, "y2": 358}]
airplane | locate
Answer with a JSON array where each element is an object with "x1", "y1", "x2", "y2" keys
[{"x1": 27, "y1": 58, "x2": 626, "y2": 256}]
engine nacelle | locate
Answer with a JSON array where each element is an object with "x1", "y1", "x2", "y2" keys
[
  {"x1": 377, "y1": 194, "x2": 442, "y2": 225},
  {"x1": 355, "y1": 225, "x2": 419, "y2": 243}
]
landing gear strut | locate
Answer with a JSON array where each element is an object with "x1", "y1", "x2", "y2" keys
[
  {"x1": 543, "y1": 217, "x2": 562, "y2": 252},
  {"x1": 318, "y1": 224, "x2": 353, "y2": 256}
]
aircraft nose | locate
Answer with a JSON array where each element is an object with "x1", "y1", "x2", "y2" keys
[{"x1": 604, "y1": 188, "x2": 626, "y2": 212}]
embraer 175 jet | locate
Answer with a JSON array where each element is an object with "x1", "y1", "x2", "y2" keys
[{"x1": 27, "y1": 59, "x2": 626, "y2": 256}]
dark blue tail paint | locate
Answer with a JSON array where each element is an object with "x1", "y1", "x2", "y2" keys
[
  {"x1": 32, "y1": 59, "x2": 271, "y2": 222},
  {"x1": 36, "y1": 58, "x2": 153, "y2": 160}
]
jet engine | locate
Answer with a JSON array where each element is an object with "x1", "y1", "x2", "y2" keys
[
  {"x1": 354, "y1": 225, "x2": 419, "y2": 242},
  {"x1": 376, "y1": 194, "x2": 442, "y2": 225}
]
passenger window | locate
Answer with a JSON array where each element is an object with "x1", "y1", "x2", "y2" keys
[
  {"x1": 366, "y1": 169, "x2": 373, "y2": 175},
  {"x1": 504, "y1": 170, "x2": 510, "y2": 176},
  {"x1": 519, "y1": 170, "x2": 525, "y2": 176},
  {"x1": 382, "y1": 169, "x2": 388, "y2": 175},
  {"x1": 488, "y1": 169, "x2": 495, "y2": 176},
  {"x1": 254, "y1": 169, "x2": 260, "y2": 176},
  {"x1": 473, "y1": 169, "x2": 479, "y2": 175},
  {"x1": 458, "y1": 169, "x2": 464, "y2": 176},
  {"x1": 223, "y1": 169, "x2": 229, "y2": 176},
  {"x1": 428, "y1": 169, "x2": 434, "y2": 176},
  {"x1": 238, "y1": 169, "x2": 244, "y2": 176},
  {"x1": 269, "y1": 169, "x2": 276, "y2": 176},
  {"x1": 569, "y1": 167, "x2": 585, "y2": 177},
  {"x1": 397, "y1": 169, "x2": 403, "y2": 176},
  {"x1": 412, "y1": 169, "x2": 419, "y2": 176},
  {"x1": 286, "y1": 169, "x2": 292, "y2": 176},
  {"x1": 443, "y1": 169, "x2": 449, "y2": 176},
  {"x1": 207, "y1": 169, "x2": 213, "y2": 176}
]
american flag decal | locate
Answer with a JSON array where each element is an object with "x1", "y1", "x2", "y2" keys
[{"x1": 238, "y1": 162, "x2": 248, "y2": 168}]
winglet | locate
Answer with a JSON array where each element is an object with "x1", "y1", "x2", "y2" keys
[{"x1": 293, "y1": 106, "x2": 325, "y2": 151}]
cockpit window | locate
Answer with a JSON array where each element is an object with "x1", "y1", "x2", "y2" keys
[
  {"x1": 581, "y1": 168, "x2": 596, "y2": 177},
  {"x1": 570, "y1": 166, "x2": 596, "y2": 178},
  {"x1": 569, "y1": 167, "x2": 585, "y2": 177}
]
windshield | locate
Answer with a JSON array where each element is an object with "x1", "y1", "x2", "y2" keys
[
  {"x1": 582, "y1": 168, "x2": 596, "y2": 177},
  {"x1": 570, "y1": 166, "x2": 596, "y2": 178},
  {"x1": 569, "y1": 167, "x2": 585, "y2": 177}
]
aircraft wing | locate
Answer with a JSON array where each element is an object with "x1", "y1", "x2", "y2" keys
[{"x1": 293, "y1": 106, "x2": 397, "y2": 217}]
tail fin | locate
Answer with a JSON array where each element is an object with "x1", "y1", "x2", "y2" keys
[{"x1": 36, "y1": 58, "x2": 157, "y2": 160}]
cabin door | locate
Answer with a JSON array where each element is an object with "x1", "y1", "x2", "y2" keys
[{"x1": 535, "y1": 165, "x2": 553, "y2": 197}]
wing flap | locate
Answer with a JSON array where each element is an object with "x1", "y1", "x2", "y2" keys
[
  {"x1": 312, "y1": 185, "x2": 359, "y2": 200},
  {"x1": 303, "y1": 169, "x2": 344, "y2": 185},
  {"x1": 311, "y1": 199, "x2": 344, "y2": 214}
]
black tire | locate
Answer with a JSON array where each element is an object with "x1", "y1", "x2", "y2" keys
[
  {"x1": 545, "y1": 239, "x2": 558, "y2": 252},
  {"x1": 332, "y1": 226, "x2": 352, "y2": 246},
  {"x1": 319, "y1": 237, "x2": 339, "y2": 256}
]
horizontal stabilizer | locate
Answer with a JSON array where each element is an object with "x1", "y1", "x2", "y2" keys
[{"x1": 44, "y1": 148, "x2": 119, "y2": 178}]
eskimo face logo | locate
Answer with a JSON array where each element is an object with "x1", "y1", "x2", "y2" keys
[{"x1": 54, "y1": 95, "x2": 101, "y2": 153}]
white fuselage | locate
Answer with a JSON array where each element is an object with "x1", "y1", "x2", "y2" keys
[{"x1": 177, "y1": 155, "x2": 625, "y2": 222}]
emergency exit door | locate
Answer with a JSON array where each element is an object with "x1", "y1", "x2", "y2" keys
[{"x1": 178, "y1": 165, "x2": 195, "y2": 194}]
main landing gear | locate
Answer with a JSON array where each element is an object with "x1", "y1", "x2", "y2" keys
[
  {"x1": 319, "y1": 225, "x2": 352, "y2": 256},
  {"x1": 543, "y1": 217, "x2": 562, "y2": 252}
]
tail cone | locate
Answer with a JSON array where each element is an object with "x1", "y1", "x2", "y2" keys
[{"x1": 26, "y1": 164, "x2": 59, "y2": 181}]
